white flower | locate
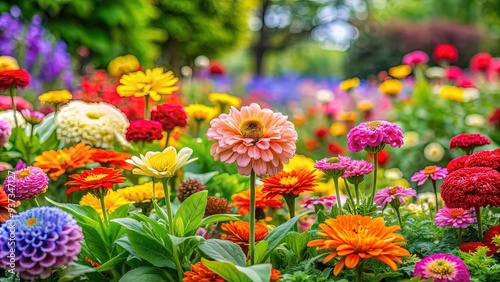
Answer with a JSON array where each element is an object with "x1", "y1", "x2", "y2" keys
[
  {"x1": 55, "y1": 101, "x2": 129, "y2": 148},
  {"x1": 424, "y1": 142, "x2": 445, "y2": 162},
  {"x1": 402, "y1": 131, "x2": 420, "y2": 148},
  {"x1": 0, "y1": 111, "x2": 26, "y2": 128},
  {"x1": 465, "y1": 114, "x2": 485, "y2": 128},
  {"x1": 316, "y1": 89, "x2": 334, "y2": 103},
  {"x1": 126, "y1": 146, "x2": 198, "y2": 179},
  {"x1": 425, "y1": 66, "x2": 445, "y2": 79}
]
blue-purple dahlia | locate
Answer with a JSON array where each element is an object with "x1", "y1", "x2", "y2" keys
[
  {"x1": 2, "y1": 166, "x2": 49, "y2": 201},
  {"x1": 0, "y1": 207, "x2": 83, "y2": 280}
]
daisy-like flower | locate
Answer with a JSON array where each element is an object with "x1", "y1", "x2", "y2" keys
[
  {"x1": 483, "y1": 225, "x2": 500, "y2": 255},
  {"x1": 0, "y1": 68, "x2": 30, "y2": 91},
  {"x1": 39, "y1": 90, "x2": 72, "y2": 105},
  {"x1": 307, "y1": 215, "x2": 409, "y2": 276},
  {"x1": 207, "y1": 103, "x2": 297, "y2": 176},
  {"x1": 379, "y1": 79, "x2": 403, "y2": 97},
  {"x1": 151, "y1": 103, "x2": 188, "y2": 131},
  {"x1": 107, "y1": 54, "x2": 140, "y2": 78},
  {"x1": 447, "y1": 155, "x2": 469, "y2": 173},
  {"x1": 185, "y1": 104, "x2": 218, "y2": 123},
  {"x1": 208, "y1": 92, "x2": 242, "y2": 112},
  {"x1": 231, "y1": 185, "x2": 283, "y2": 215},
  {"x1": 34, "y1": 143, "x2": 94, "y2": 180},
  {"x1": 0, "y1": 207, "x2": 83, "y2": 280},
  {"x1": 374, "y1": 186, "x2": 417, "y2": 207},
  {"x1": 388, "y1": 65, "x2": 412, "y2": 79},
  {"x1": 434, "y1": 207, "x2": 476, "y2": 228},
  {"x1": 464, "y1": 149, "x2": 500, "y2": 171},
  {"x1": 90, "y1": 149, "x2": 133, "y2": 170},
  {"x1": 125, "y1": 120, "x2": 164, "y2": 143},
  {"x1": 314, "y1": 156, "x2": 352, "y2": 178},
  {"x1": 2, "y1": 166, "x2": 49, "y2": 201},
  {"x1": 0, "y1": 188, "x2": 19, "y2": 223},
  {"x1": 221, "y1": 221, "x2": 269, "y2": 254},
  {"x1": 410, "y1": 165, "x2": 448, "y2": 186},
  {"x1": 449, "y1": 133, "x2": 491, "y2": 155},
  {"x1": 346, "y1": 120, "x2": 404, "y2": 153},
  {"x1": 339, "y1": 77, "x2": 359, "y2": 92},
  {"x1": 116, "y1": 182, "x2": 165, "y2": 203},
  {"x1": 413, "y1": 253, "x2": 470, "y2": 282},
  {"x1": 0, "y1": 119, "x2": 11, "y2": 147},
  {"x1": 65, "y1": 167, "x2": 125, "y2": 196},
  {"x1": 116, "y1": 68, "x2": 179, "y2": 101},
  {"x1": 302, "y1": 195, "x2": 337, "y2": 210},
  {"x1": 342, "y1": 159, "x2": 374, "y2": 184},
  {"x1": 261, "y1": 169, "x2": 318, "y2": 199},
  {"x1": 183, "y1": 262, "x2": 225, "y2": 282},
  {"x1": 126, "y1": 146, "x2": 197, "y2": 179},
  {"x1": 79, "y1": 191, "x2": 132, "y2": 219}
]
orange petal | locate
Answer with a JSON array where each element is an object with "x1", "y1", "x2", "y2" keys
[
  {"x1": 333, "y1": 257, "x2": 346, "y2": 276},
  {"x1": 345, "y1": 254, "x2": 360, "y2": 269},
  {"x1": 376, "y1": 255, "x2": 398, "y2": 271},
  {"x1": 323, "y1": 252, "x2": 337, "y2": 263}
]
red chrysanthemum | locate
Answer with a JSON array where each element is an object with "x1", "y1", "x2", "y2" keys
[
  {"x1": 261, "y1": 169, "x2": 318, "y2": 199},
  {"x1": 447, "y1": 155, "x2": 469, "y2": 173},
  {"x1": 151, "y1": 103, "x2": 188, "y2": 131},
  {"x1": 433, "y1": 43, "x2": 458, "y2": 62},
  {"x1": 327, "y1": 142, "x2": 346, "y2": 156},
  {"x1": 464, "y1": 149, "x2": 500, "y2": 171},
  {"x1": 0, "y1": 69, "x2": 30, "y2": 91},
  {"x1": 459, "y1": 242, "x2": 495, "y2": 256},
  {"x1": 441, "y1": 167, "x2": 500, "y2": 210},
  {"x1": 470, "y1": 52, "x2": 492, "y2": 71},
  {"x1": 90, "y1": 149, "x2": 133, "y2": 170},
  {"x1": 65, "y1": 167, "x2": 125, "y2": 194},
  {"x1": 483, "y1": 225, "x2": 500, "y2": 255},
  {"x1": 449, "y1": 133, "x2": 491, "y2": 155},
  {"x1": 125, "y1": 120, "x2": 164, "y2": 142},
  {"x1": 368, "y1": 149, "x2": 391, "y2": 168}
]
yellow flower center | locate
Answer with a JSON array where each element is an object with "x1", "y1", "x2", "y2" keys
[
  {"x1": 25, "y1": 217, "x2": 37, "y2": 226},
  {"x1": 449, "y1": 209, "x2": 465, "y2": 218},
  {"x1": 327, "y1": 157, "x2": 339, "y2": 163},
  {"x1": 428, "y1": 259, "x2": 454, "y2": 277},
  {"x1": 367, "y1": 121, "x2": 381, "y2": 129},
  {"x1": 148, "y1": 151, "x2": 177, "y2": 172},
  {"x1": 280, "y1": 176, "x2": 298, "y2": 186},
  {"x1": 57, "y1": 152, "x2": 70, "y2": 164},
  {"x1": 16, "y1": 168, "x2": 32, "y2": 178},
  {"x1": 86, "y1": 112, "x2": 104, "y2": 120},
  {"x1": 424, "y1": 166, "x2": 437, "y2": 175},
  {"x1": 84, "y1": 173, "x2": 108, "y2": 182},
  {"x1": 387, "y1": 187, "x2": 399, "y2": 195},
  {"x1": 239, "y1": 118, "x2": 266, "y2": 141}
]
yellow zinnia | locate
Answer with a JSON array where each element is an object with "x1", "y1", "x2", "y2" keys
[
  {"x1": 0, "y1": 56, "x2": 19, "y2": 70},
  {"x1": 80, "y1": 191, "x2": 132, "y2": 219},
  {"x1": 337, "y1": 112, "x2": 357, "y2": 122},
  {"x1": 107, "y1": 54, "x2": 140, "y2": 77},
  {"x1": 357, "y1": 99, "x2": 373, "y2": 112},
  {"x1": 116, "y1": 68, "x2": 179, "y2": 101},
  {"x1": 208, "y1": 93, "x2": 242, "y2": 111},
  {"x1": 440, "y1": 85, "x2": 464, "y2": 102},
  {"x1": 39, "y1": 90, "x2": 73, "y2": 104},
  {"x1": 116, "y1": 181, "x2": 165, "y2": 203},
  {"x1": 329, "y1": 122, "x2": 348, "y2": 137},
  {"x1": 388, "y1": 65, "x2": 412, "y2": 79},
  {"x1": 339, "y1": 77, "x2": 359, "y2": 92},
  {"x1": 284, "y1": 154, "x2": 323, "y2": 179},
  {"x1": 185, "y1": 104, "x2": 218, "y2": 122},
  {"x1": 379, "y1": 79, "x2": 403, "y2": 96}
]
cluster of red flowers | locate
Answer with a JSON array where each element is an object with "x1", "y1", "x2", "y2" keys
[
  {"x1": 459, "y1": 225, "x2": 500, "y2": 256},
  {"x1": 446, "y1": 155, "x2": 469, "y2": 173},
  {"x1": 151, "y1": 103, "x2": 188, "y2": 131},
  {"x1": 464, "y1": 148, "x2": 500, "y2": 171},
  {"x1": 449, "y1": 133, "x2": 491, "y2": 155},
  {"x1": 125, "y1": 120, "x2": 164, "y2": 142}
]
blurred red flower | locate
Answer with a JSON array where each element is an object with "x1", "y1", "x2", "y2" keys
[
  {"x1": 433, "y1": 43, "x2": 458, "y2": 62},
  {"x1": 0, "y1": 69, "x2": 30, "y2": 91},
  {"x1": 151, "y1": 103, "x2": 188, "y2": 131},
  {"x1": 470, "y1": 52, "x2": 492, "y2": 71}
]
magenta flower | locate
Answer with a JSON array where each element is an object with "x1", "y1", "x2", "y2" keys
[
  {"x1": 413, "y1": 253, "x2": 470, "y2": 282},
  {"x1": 410, "y1": 165, "x2": 448, "y2": 186},
  {"x1": 21, "y1": 109, "x2": 45, "y2": 125},
  {"x1": 402, "y1": 50, "x2": 429, "y2": 67},
  {"x1": 435, "y1": 207, "x2": 476, "y2": 228},
  {"x1": 314, "y1": 156, "x2": 352, "y2": 178},
  {"x1": 2, "y1": 166, "x2": 49, "y2": 201},
  {"x1": 346, "y1": 120, "x2": 404, "y2": 153},
  {"x1": 301, "y1": 195, "x2": 337, "y2": 210},
  {"x1": 342, "y1": 159, "x2": 374, "y2": 178},
  {"x1": 0, "y1": 120, "x2": 11, "y2": 148},
  {"x1": 374, "y1": 186, "x2": 416, "y2": 207}
]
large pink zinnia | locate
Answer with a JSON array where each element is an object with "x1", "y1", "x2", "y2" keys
[
  {"x1": 207, "y1": 103, "x2": 297, "y2": 176},
  {"x1": 346, "y1": 120, "x2": 404, "y2": 153},
  {"x1": 434, "y1": 207, "x2": 476, "y2": 228}
]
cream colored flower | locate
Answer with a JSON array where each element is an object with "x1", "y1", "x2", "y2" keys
[
  {"x1": 0, "y1": 111, "x2": 26, "y2": 128},
  {"x1": 316, "y1": 89, "x2": 334, "y2": 103},
  {"x1": 126, "y1": 146, "x2": 197, "y2": 179},
  {"x1": 424, "y1": 142, "x2": 445, "y2": 162},
  {"x1": 465, "y1": 114, "x2": 485, "y2": 128},
  {"x1": 384, "y1": 168, "x2": 403, "y2": 180},
  {"x1": 55, "y1": 101, "x2": 130, "y2": 148},
  {"x1": 402, "y1": 131, "x2": 420, "y2": 148},
  {"x1": 425, "y1": 66, "x2": 445, "y2": 79}
]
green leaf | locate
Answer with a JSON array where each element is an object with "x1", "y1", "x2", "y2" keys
[
  {"x1": 152, "y1": 200, "x2": 169, "y2": 222},
  {"x1": 173, "y1": 190, "x2": 207, "y2": 236},
  {"x1": 200, "y1": 214, "x2": 240, "y2": 226},
  {"x1": 283, "y1": 231, "x2": 312, "y2": 261},
  {"x1": 118, "y1": 266, "x2": 174, "y2": 282},
  {"x1": 202, "y1": 259, "x2": 272, "y2": 282},
  {"x1": 57, "y1": 262, "x2": 96, "y2": 282},
  {"x1": 46, "y1": 197, "x2": 102, "y2": 224},
  {"x1": 79, "y1": 221, "x2": 110, "y2": 261},
  {"x1": 130, "y1": 214, "x2": 167, "y2": 240},
  {"x1": 95, "y1": 251, "x2": 128, "y2": 272},
  {"x1": 126, "y1": 229, "x2": 176, "y2": 269},
  {"x1": 109, "y1": 203, "x2": 130, "y2": 220},
  {"x1": 197, "y1": 239, "x2": 247, "y2": 266},
  {"x1": 168, "y1": 234, "x2": 204, "y2": 246},
  {"x1": 253, "y1": 240, "x2": 268, "y2": 264},
  {"x1": 111, "y1": 218, "x2": 144, "y2": 233}
]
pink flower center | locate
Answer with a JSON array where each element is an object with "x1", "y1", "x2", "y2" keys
[
  {"x1": 16, "y1": 168, "x2": 31, "y2": 179},
  {"x1": 449, "y1": 209, "x2": 465, "y2": 218},
  {"x1": 424, "y1": 166, "x2": 437, "y2": 175},
  {"x1": 239, "y1": 118, "x2": 266, "y2": 141}
]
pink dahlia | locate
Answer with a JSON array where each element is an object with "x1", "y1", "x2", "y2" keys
[
  {"x1": 410, "y1": 165, "x2": 448, "y2": 186},
  {"x1": 447, "y1": 155, "x2": 469, "y2": 174},
  {"x1": 374, "y1": 186, "x2": 416, "y2": 207},
  {"x1": 445, "y1": 66, "x2": 463, "y2": 80},
  {"x1": 346, "y1": 120, "x2": 404, "y2": 153},
  {"x1": 314, "y1": 155, "x2": 352, "y2": 178},
  {"x1": 434, "y1": 207, "x2": 475, "y2": 228},
  {"x1": 464, "y1": 149, "x2": 500, "y2": 171},
  {"x1": 449, "y1": 133, "x2": 491, "y2": 155},
  {"x1": 301, "y1": 195, "x2": 337, "y2": 210},
  {"x1": 151, "y1": 103, "x2": 188, "y2": 131},
  {"x1": 125, "y1": 120, "x2": 164, "y2": 142},
  {"x1": 2, "y1": 166, "x2": 49, "y2": 201},
  {"x1": 207, "y1": 103, "x2": 297, "y2": 176},
  {"x1": 402, "y1": 50, "x2": 429, "y2": 67},
  {"x1": 413, "y1": 253, "x2": 470, "y2": 282}
]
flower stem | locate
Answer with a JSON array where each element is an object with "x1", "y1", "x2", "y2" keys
[
  {"x1": 151, "y1": 178, "x2": 156, "y2": 203},
  {"x1": 26, "y1": 125, "x2": 35, "y2": 164},
  {"x1": 332, "y1": 177, "x2": 343, "y2": 214},
  {"x1": 145, "y1": 96, "x2": 150, "y2": 120},
  {"x1": 249, "y1": 170, "x2": 256, "y2": 265},
  {"x1": 431, "y1": 179, "x2": 439, "y2": 213},
  {"x1": 283, "y1": 194, "x2": 296, "y2": 231},
  {"x1": 29, "y1": 198, "x2": 40, "y2": 207},
  {"x1": 99, "y1": 196, "x2": 108, "y2": 226},
  {"x1": 458, "y1": 228, "x2": 462, "y2": 243},
  {"x1": 354, "y1": 183, "x2": 361, "y2": 208},
  {"x1": 165, "y1": 130, "x2": 172, "y2": 149},
  {"x1": 394, "y1": 206, "x2": 404, "y2": 231},
  {"x1": 355, "y1": 261, "x2": 364, "y2": 282},
  {"x1": 343, "y1": 178, "x2": 355, "y2": 211},
  {"x1": 369, "y1": 152, "x2": 379, "y2": 206},
  {"x1": 9, "y1": 87, "x2": 18, "y2": 128},
  {"x1": 475, "y1": 206, "x2": 482, "y2": 241}
]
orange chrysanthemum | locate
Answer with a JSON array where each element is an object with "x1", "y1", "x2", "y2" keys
[
  {"x1": 270, "y1": 268, "x2": 281, "y2": 282},
  {"x1": 65, "y1": 167, "x2": 125, "y2": 194},
  {"x1": 34, "y1": 143, "x2": 94, "y2": 180},
  {"x1": 90, "y1": 149, "x2": 133, "y2": 170},
  {"x1": 183, "y1": 262, "x2": 225, "y2": 282},
  {"x1": 231, "y1": 185, "x2": 283, "y2": 215},
  {"x1": 261, "y1": 169, "x2": 318, "y2": 199},
  {"x1": 307, "y1": 214, "x2": 409, "y2": 276},
  {"x1": 221, "y1": 221, "x2": 269, "y2": 254}
]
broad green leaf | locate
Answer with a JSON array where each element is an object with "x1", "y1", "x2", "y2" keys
[
  {"x1": 118, "y1": 266, "x2": 174, "y2": 282},
  {"x1": 126, "y1": 229, "x2": 175, "y2": 269},
  {"x1": 111, "y1": 218, "x2": 144, "y2": 233},
  {"x1": 130, "y1": 214, "x2": 167, "y2": 241},
  {"x1": 235, "y1": 263, "x2": 272, "y2": 282},
  {"x1": 109, "y1": 204, "x2": 130, "y2": 220},
  {"x1": 79, "y1": 221, "x2": 110, "y2": 261},
  {"x1": 200, "y1": 214, "x2": 240, "y2": 226},
  {"x1": 202, "y1": 259, "x2": 272, "y2": 282},
  {"x1": 253, "y1": 240, "x2": 268, "y2": 264},
  {"x1": 152, "y1": 200, "x2": 169, "y2": 222},
  {"x1": 46, "y1": 198, "x2": 102, "y2": 225},
  {"x1": 168, "y1": 234, "x2": 204, "y2": 246},
  {"x1": 57, "y1": 262, "x2": 96, "y2": 282},
  {"x1": 173, "y1": 190, "x2": 207, "y2": 236},
  {"x1": 95, "y1": 251, "x2": 128, "y2": 272},
  {"x1": 284, "y1": 231, "x2": 312, "y2": 261},
  {"x1": 198, "y1": 239, "x2": 246, "y2": 266}
]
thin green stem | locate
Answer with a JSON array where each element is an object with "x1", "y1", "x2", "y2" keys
[
  {"x1": 284, "y1": 194, "x2": 296, "y2": 231},
  {"x1": 475, "y1": 206, "x2": 482, "y2": 241},
  {"x1": 342, "y1": 178, "x2": 355, "y2": 211},
  {"x1": 431, "y1": 179, "x2": 439, "y2": 213},
  {"x1": 26, "y1": 125, "x2": 35, "y2": 164},
  {"x1": 354, "y1": 183, "x2": 361, "y2": 207},
  {"x1": 249, "y1": 170, "x2": 256, "y2": 265},
  {"x1": 332, "y1": 177, "x2": 343, "y2": 214},
  {"x1": 99, "y1": 196, "x2": 108, "y2": 226},
  {"x1": 145, "y1": 96, "x2": 150, "y2": 120},
  {"x1": 29, "y1": 198, "x2": 40, "y2": 207},
  {"x1": 355, "y1": 260, "x2": 364, "y2": 282},
  {"x1": 9, "y1": 87, "x2": 18, "y2": 128},
  {"x1": 151, "y1": 178, "x2": 156, "y2": 203},
  {"x1": 458, "y1": 228, "x2": 462, "y2": 243},
  {"x1": 394, "y1": 206, "x2": 404, "y2": 231},
  {"x1": 165, "y1": 130, "x2": 172, "y2": 149},
  {"x1": 369, "y1": 153, "x2": 379, "y2": 206}
]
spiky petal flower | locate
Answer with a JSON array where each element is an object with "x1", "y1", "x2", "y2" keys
[
  {"x1": 207, "y1": 103, "x2": 297, "y2": 176},
  {"x1": 261, "y1": 169, "x2": 318, "y2": 199},
  {"x1": 34, "y1": 143, "x2": 94, "y2": 181},
  {"x1": 307, "y1": 215, "x2": 409, "y2": 276},
  {"x1": 2, "y1": 166, "x2": 49, "y2": 201},
  {"x1": 231, "y1": 185, "x2": 283, "y2": 215},
  {"x1": 434, "y1": 207, "x2": 476, "y2": 228},
  {"x1": 177, "y1": 179, "x2": 206, "y2": 203},
  {"x1": 183, "y1": 262, "x2": 225, "y2": 282},
  {"x1": 221, "y1": 221, "x2": 269, "y2": 254},
  {"x1": 116, "y1": 68, "x2": 179, "y2": 101},
  {"x1": 449, "y1": 133, "x2": 491, "y2": 155},
  {"x1": 65, "y1": 167, "x2": 125, "y2": 196},
  {"x1": 205, "y1": 196, "x2": 231, "y2": 217},
  {"x1": 410, "y1": 165, "x2": 448, "y2": 186},
  {"x1": 0, "y1": 207, "x2": 83, "y2": 280},
  {"x1": 413, "y1": 253, "x2": 470, "y2": 282},
  {"x1": 346, "y1": 120, "x2": 404, "y2": 153},
  {"x1": 374, "y1": 186, "x2": 417, "y2": 207},
  {"x1": 0, "y1": 189, "x2": 19, "y2": 223}
]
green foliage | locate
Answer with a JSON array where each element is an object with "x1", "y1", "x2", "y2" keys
[
  {"x1": 458, "y1": 247, "x2": 500, "y2": 282},
  {"x1": 203, "y1": 258, "x2": 272, "y2": 282}
]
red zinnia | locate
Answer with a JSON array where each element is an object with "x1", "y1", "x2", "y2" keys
[
  {"x1": 449, "y1": 133, "x2": 491, "y2": 155},
  {"x1": 368, "y1": 149, "x2": 391, "y2": 168},
  {"x1": 470, "y1": 52, "x2": 492, "y2": 71},
  {"x1": 433, "y1": 43, "x2": 458, "y2": 62},
  {"x1": 327, "y1": 142, "x2": 346, "y2": 156},
  {"x1": 447, "y1": 155, "x2": 469, "y2": 174},
  {"x1": 0, "y1": 69, "x2": 30, "y2": 91},
  {"x1": 314, "y1": 127, "x2": 329, "y2": 139},
  {"x1": 459, "y1": 242, "x2": 495, "y2": 256},
  {"x1": 125, "y1": 120, "x2": 164, "y2": 142},
  {"x1": 441, "y1": 167, "x2": 500, "y2": 210},
  {"x1": 65, "y1": 167, "x2": 125, "y2": 194},
  {"x1": 221, "y1": 221, "x2": 269, "y2": 254},
  {"x1": 183, "y1": 262, "x2": 225, "y2": 282},
  {"x1": 151, "y1": 103, "x2": 188, "y2": 131},
  {"x1": 464, "y1": 149, "x2": 500, "y2": 171},
  {"x1": 483, "y1": 225, "x2": 500, "y2": 255}
]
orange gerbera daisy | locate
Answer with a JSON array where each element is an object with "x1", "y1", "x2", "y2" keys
[
  {"x1": 90, "y1": 148, "x2": 133, "y2": 170},
  {"x1": 34, "y1": 143, "x2": 94, "y2": 180},
  {"x1": 221, "y1": 221, "x2": 269, "y2": 254},
  {"x1": 65, "y1": 167, "x2": 125, "y2": 195},
  {"x1": 231, "y1": 185, "x2": 283, "y2": 215},
  {"x1": 307, "y1": 214, "x2": 409, "y2": 276},
  {"x1": 261, "y1": 169, "x2": 318, "y2": 199},
  {"x1": 183, "y1": 262, "x2": 225, "y2": 282}
]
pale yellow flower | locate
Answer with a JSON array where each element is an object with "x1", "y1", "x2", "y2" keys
[
  {"x1": 107, "y1": 55, "x2": 140, "y2": 77},
  {"x1": 440, "y1": 85, "x2": 464, "y2": 102},
  {"x1": 39, "y1": 90, "x2": 72, "y2": 104},
  {"x1": 0, "y1": 56, "x2": 19, "y2": 70},
  {"x1": 116, "y1": 68, "x2": 179, "y2": 101},
  {"x1": 339, "y1": 78, "x2": 359, "y2": 92},
  {"x1": 126, "y1": 146, "x2": 197, "y2": 179},
  {"x1": 208, "y1": 93, "x2": 242, "y2": 110},
  {"x1": 185, "y1": 104, "x2": 218, "y2": 122},
  {"x1": 388, "y1": 65, "x2": 411, "y2": 79},
  {"x1": 424, "y1": 142, "x2": 445, "y2": 162},
  {"x1": 329, "y1": 122, "x2": 348, "y2": 137},
  {"x1": 379, "y1": 79, "x2": 403, "y2": 96},
  {"x1": 116, "y1": 181, "x2": 165, "y2": 203},
  {"x1": 357, "y1": 99, "x2": 373, "y2": 112},
  {"x1": 337, "y1": 112, "x2": 357, "y2": 122},
  {"x1": 80, "y1": 191, "x2": 132, "y2": 219},
  {"x1": 465, "y1": 114, "x2": 485, "y2": 128},
  {"x1": 402, "y1": 131, "x2": 420, "y2": 148}
]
